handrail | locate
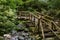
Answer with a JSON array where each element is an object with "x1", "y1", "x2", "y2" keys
[
  {"x1": 34, "y1": 11, "x2": 54, "y2": 19},
  {"x1": 29, "y1": 12, "x2": 41, "y2": 19},
  {"x1": 19, "y1": 11, "x2": 40, "y2": 19}
]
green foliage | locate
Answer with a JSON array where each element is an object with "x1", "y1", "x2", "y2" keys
[
  {"x1": 0, "y1": 0, "x2": 18, "y2": 36},
  {"x1": 48, "y1": 0, "x2": 60, "y2": 9},
  {"x1": 18, "y1": 0, "x2": 48, "y2": 11}
]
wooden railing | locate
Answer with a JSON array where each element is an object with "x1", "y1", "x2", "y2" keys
[{"x1": 17, "y1": 11, "x2": 60, "y2": 40}]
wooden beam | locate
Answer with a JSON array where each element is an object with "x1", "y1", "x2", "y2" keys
[
  {"x1": 30, "y1": 12, "x2": 40, "y2": 19},
  {"x1": 52, "y1": 22, "x2": 60, "y2": 31},
  {"x1": 41, "y1": 20, "x2": 60, "y2": 39},
  {"x1": 40, "y1": 19, "x2": 45, "y2": 40},
  {"x1": 48, "y1": 23, "x2": 60, "y2": 39},
  {"x1": 34, "y1": 11, "x2": 53, "y2": 19},
  {"x1": 42, "y1": 17, "x2": 60, "y2": 30}
]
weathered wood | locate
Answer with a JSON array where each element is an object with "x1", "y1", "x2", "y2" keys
[
  {"x1": 41, "y1": 33, "x2": 55, "y2": 38},
  {"x1": 29, "y1": 14, "x2": 31, "y2": 20},
  {"x1": 41, "y1": 20, "x2": 60, "y2": 39},
  {"x1": 33, "y1": 16, "x2": 35, "y2": 27},
  {"x1": 42, "y1": 17, "x2": 60, "y2": 30},
  {"x1": 41, "y1": 16, "x2": 60, "y2": 31},
  {"x1": 52, "y1": 22, "x2": 60, "y2": 31},
  {"x1": 38, "y1": 19, "x2": 40, "y2": 34},
  {"x1": 34, "y1": 11, "x2": 53, "y2": 19},
  {"x1": 40, "y1": 19, "x2": 45, "y2": 40},
  {"x1": 18, "y1": 11, "x2": 60, "y2": 39},
  {"x1": 48, "y1": 27, "x2": 60, "y2": 39}
]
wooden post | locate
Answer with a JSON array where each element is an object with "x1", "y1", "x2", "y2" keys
[
  {"x1": 52, "y1": 23, "x2": 56, "y2": 31},
  {"x1": 31, "y1": 15, "x2": 32, "y2": 21},
  {"x1": 29, "y1": 14, "x2": 31, "y2": 20},
  {"x1": 40, "y1": 19, "x2": 45, "y2": 40},
  {"x1": 33, "y1": 16, "x2": 35, "y2": 27},
  {"x1": 51, "y1": 23, "x2": 55, "y2": 30},
  {"x1": 38, "y1": 19, "x2": 40, "y2": 35},
  {"x1": 34, "y1": 18, "x2": 38, "y2": 33}
]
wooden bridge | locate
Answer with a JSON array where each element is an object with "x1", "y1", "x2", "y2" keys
[{"x1": 17, "y1": 11, "x2": 60, "y2": 40}]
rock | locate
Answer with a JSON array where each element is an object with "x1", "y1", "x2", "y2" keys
[
  {"x1": 4, "y1": 34, "x2": 11, "y2": 38},
  {"x1": 22, "y1": 32, "x2": 29, "y2": 36},
  {"x1": 18, "y1": 36, "x2": 24, "y2": 40},
  {"x1": 12, "y1": 30, "x2": 17, "y2": 34},
  {"x1": 17, "y1": 23, "x2": 25, "y2": 28},
  {"x1": 3, "y1": 34, "x2": 11, "y2": 40},
  {"x1": 10, "y1": 36, "x2": 18, "y2": 40}
]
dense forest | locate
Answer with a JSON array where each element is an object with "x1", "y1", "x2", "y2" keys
[{"x1": 0, "y1": 0, "x2": 60, "y2": 40}]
